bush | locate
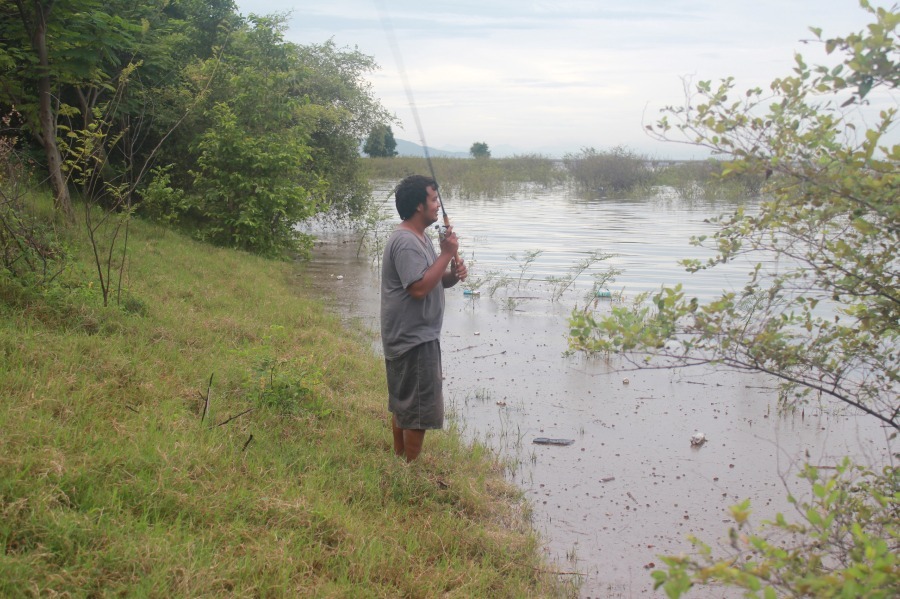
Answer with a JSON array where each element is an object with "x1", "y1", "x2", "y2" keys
[{"x1": 563, "y1": 145, "x2": 651, "y2": 195}]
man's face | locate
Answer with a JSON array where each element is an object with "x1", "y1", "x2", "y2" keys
[{"x1": 422, "y1": 185, "x2": 440, "y2": 224}]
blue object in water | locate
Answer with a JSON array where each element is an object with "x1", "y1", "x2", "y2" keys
[
  {"x1": 463, "y1": 289, "x2": 481, "y2": 296},
  {"x1": 595, "y1": 289, "x2": 612, "y2": 298}
]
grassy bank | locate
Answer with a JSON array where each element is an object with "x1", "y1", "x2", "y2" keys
[{"x1": 0, "y1": 197, "x2": 572, "y2": 597}]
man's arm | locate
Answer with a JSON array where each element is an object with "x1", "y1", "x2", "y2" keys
[
  {"x1": 406, "y1": 228, "x2": 460, "y2": 299},
  {"x1": 407, "y1": 252, "x2": 453, "y2": 299}
]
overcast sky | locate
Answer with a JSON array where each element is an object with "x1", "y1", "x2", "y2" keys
[{"x1": 232, "y1": 1, "x2": 888, "y2": 158}]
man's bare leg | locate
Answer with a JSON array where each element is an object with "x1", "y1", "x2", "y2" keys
[
  {"x1": 391, "y1": 415, "x2": 405, "y2": 456},
  {"x1": 402, "y1": 429, "x2": 425, "y2": 462},
  {"x1": 392, "y1": 415, "x2": 426, "y2": 462}
]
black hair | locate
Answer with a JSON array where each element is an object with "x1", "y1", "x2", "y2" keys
[{"x1": 394, "y1": 174, "x2": 437, "y2": 220}]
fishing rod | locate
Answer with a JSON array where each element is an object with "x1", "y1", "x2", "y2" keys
[{"x1": 375, "y1": 1, "x2": 464, "y2": 272}]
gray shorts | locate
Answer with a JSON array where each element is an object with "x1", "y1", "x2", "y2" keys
[{"x1": 386, "y1": 340, "x2": 444, "y2": 430}]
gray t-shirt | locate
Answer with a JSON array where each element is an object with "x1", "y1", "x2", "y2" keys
[{"x1": 380, "y1": 228, "x2": 445, "y2": 359}]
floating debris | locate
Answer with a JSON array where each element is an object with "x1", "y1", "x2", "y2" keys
[
  {"x1": 690, "y1": 431, "x2": 707, "y2": 447},
  {"x1": 533, "y1": 437, "x2": 575, "y2": 446},
  {"x1": 596, "y1": 289, "x2": 612, "y2": 298},
  {"x1": 622, "y1": 378, "x2": 630, "y2": 385},
  {"x1": 463, "y1": 289, "x2": 481, "y2": 296}
]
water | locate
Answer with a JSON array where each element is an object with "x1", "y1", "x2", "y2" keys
[{"x1": 299, "y1": 184, "x2": 893, "y2": 598}]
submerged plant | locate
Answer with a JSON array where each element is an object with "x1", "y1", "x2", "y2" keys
[
  {"x1": 509, "y1": 249, "x2": 543, "y2": 291},
  {"x1": 548, "y1": 249, "x2": 619, "y2": 302}
]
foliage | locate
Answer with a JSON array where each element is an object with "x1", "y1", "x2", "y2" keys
[
  {"x1": 569, "y1": 1, "x2": 899, "y2": 431},
  {"x1": 509, "y1": 249, "x2": 543, "y2": 291},
  {"x1": 189, "y1": 102, "x2": 324, "y2": 257},
  {"x1": 137, "y1": 165, "x2": 188, "y2": 224},
  {"x1": 652, "y1": 460, "x2": 899, "y2": 598},
  {"x1": 546, "y1": 249, "x2": 619, "y2": 302},
  {"x1": 655, "y1": 160, "x2": 766, "y2": 200},
  {"x1": 1, "y1": 3, "x2": 390, "y2": 248},
  {"x1": 0, "y1": 183, "x2": 66, "y2": 289},
  {"x1": 0, "y1": 111, "x2": 66, "y2": 287},
  {"x1": 568, "y1": 3, "x2": 898, "y2": 595},
  {"x1": 363, "y1": 123, "x2": 398, "y2": 157},
  {"x1": 470, "y1": 141, "x2": 491, "y2": 159},
  {"x1": 290, "y1": 39, "x2": 392, "y2": 220},
  {"x1": 563, "y1": 145, "x2": 651, "y2": 195}
]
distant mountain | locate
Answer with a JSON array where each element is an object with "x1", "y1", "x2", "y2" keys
[{"x1": 393, "y1": 139, "x2": 468, "y2": 158}]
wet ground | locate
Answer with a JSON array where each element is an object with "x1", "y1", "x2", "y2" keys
[{"x1": 301, "y1": 223, "x2": 892, "y2": 597}]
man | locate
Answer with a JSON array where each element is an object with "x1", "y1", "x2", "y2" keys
[{"x1": 380, "y1": 175, "x2": 467, "y2": 462}]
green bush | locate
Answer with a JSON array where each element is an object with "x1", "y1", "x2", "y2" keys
[{"x1": 563, "y1": 146, "x2": 651, "y2": 195}]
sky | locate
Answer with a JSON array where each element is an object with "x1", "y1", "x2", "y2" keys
[{"x1": 232, "y1": 1, "x2": 890, "y2": 158}]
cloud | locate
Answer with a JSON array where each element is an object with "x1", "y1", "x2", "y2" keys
[{"x1": 235, "y1": 0, "x2": 893, "y2": 158}]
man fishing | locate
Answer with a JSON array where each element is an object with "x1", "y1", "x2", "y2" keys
[{"x1": 380, "y1": 175, "x2": 467, "y2": 462}]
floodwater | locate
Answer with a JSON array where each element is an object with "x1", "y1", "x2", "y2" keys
[{"x1": 299, "y1": 184, "x2": 893, "y2": 598}]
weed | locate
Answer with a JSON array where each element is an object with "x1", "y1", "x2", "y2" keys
[{"x1": 509, "y1": 249, "x2": 543, "y2": 291}]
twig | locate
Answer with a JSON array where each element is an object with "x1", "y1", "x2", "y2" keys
[
  {"x1": 200, "y1": 373, "x2": 213, "y2": 424},
  {"x1": 474, "y1": 350, "x2": 507, "y2": 359},
  {"x1": 124, "y1": 404, "x2": 139, "y2": 414},
  {"x1": 451, "y1": 344, "x2": 481, "y2": 352},
  {"x1": 216, "y1": 408, "x2": 254, "y2": 427},
  {"x1": 241, "y1": 433, "x2": 254, "y2": 452}
]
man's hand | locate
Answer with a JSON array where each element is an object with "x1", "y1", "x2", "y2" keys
[
  {"x1": 438, "y1": 225, "x2": 460, "y2": 257},
  {"x1": 451, "y1": 256, "x2": 468, "y2": 282}
]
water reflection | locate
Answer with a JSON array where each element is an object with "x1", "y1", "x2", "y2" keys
[{"x1": 299, "y1": 184, "x2": 892, "y2": 598}]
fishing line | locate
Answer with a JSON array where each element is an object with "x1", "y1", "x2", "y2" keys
[{"x1": 374, "y1": 1, "x2": 448, "y2": 217}]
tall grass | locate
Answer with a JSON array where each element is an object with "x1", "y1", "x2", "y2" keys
[
  {"x1": 362, "y1": 155, "x2": 565, "y2": 198},
  {"x1": 0, "y1": 193, "x2": 575, "y2": 597},
  {"x1": 655, "y1": 160, "x2": 766, "y2": 200},
  {"x1": 364, "y1": 152, "x2": 766, "y2": 202}
]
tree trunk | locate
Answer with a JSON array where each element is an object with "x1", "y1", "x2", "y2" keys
[{"x1": 30, "y1": 0, "x2": 75, "y2": 222}]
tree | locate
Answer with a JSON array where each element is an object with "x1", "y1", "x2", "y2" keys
[
  {"x1": 1, "y1": 3, "x2": 390, "y2": 255},
  {"x1": 292, "y1": 39, "x2": 393, "y2": 220},
  {"x1": 568, "y1": 2, "x2": 898, "y2": 595},
  {"x1": 169, "y1": 15, "x2": 391, "y2": 253},
  {"x1": 363, "y1": 123, "x2": 398, "y2": 157},
  {"x1": 190, "y1": 102, "x2": 324, "y2": 257},
  {"x1": 470, "y1": 141, "x2": 490, "y2": 158},
  {"x1": 0, "y1": 0, "x2": 154, "y2": 220},
  {"x1": 569, "y1": 0, "x2": 898, "y2": 430}
]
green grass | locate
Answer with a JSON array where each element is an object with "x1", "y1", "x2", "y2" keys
[
  {"x1": 0, "y1": 196, "x2": 575, "y2": 597},
  {"x1": 363, "y1": 155, "x2": 767, "y2": 202},
  {"x1": 362, "y1": 155, "x2": 566, "y2": 198}
]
